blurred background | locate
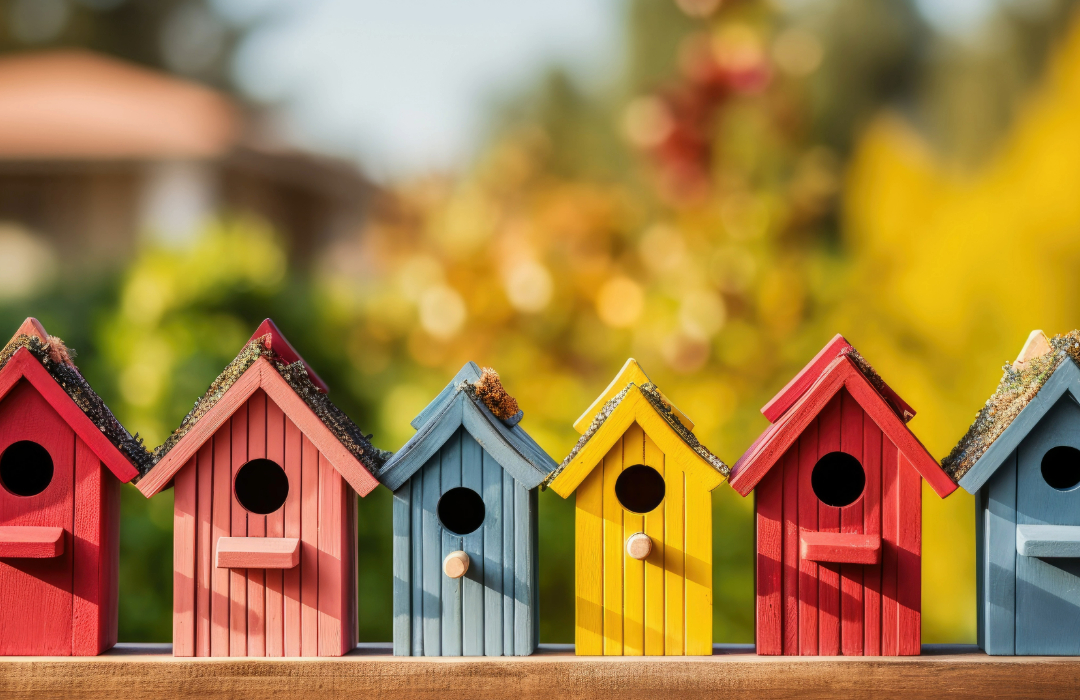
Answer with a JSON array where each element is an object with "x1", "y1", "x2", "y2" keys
[{"x1": 0, "y1": 0, "x2": 1077, "y2": 644}]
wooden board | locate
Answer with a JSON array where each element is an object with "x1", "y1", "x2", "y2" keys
[{"x1": 7, "y1": 645, "x2": 1080, "y2": 700}]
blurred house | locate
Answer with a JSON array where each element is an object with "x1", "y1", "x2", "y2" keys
[{"x1": 0, "y1": 49, "x2": 374, "y2": 287}]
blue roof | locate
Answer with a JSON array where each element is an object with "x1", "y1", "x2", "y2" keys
[
  {"x1": 958, "y1": 359, "x2": 1080, "y2": 493},
  {"x1": 376, "y1": 362, "x2": 558, "y2": 491}
]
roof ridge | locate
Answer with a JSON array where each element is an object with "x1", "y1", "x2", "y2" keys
[
  {"x1": 0, "y1": 332, "x2": 152, "y2": 474},
  {"x1": 150, "y1": 333, "x2": 388, "y2": 475},
  {"x1": 942, "y1": 330, "x2": 1080, "y2": 482}
]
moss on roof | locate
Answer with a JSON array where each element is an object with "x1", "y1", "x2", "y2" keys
[
  {"x1": 0, "y1": 333, "x2": 153, "y2": 474},
  {"x1": 152, "y1": 335, "x2": 390, "y2": 474},
  {"x1": 546, "y1": 381, "x2": 729, "y2": 486},
  {"x1": 941, "y1": 330, "x2": 1080, "y2": 482}
]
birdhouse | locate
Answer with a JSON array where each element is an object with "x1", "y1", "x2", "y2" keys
[
  {"x1": 0, "y1": 318, "x2": 150, "y2": 656},
  {"x1": 943, "y1": 329, "x2": 1080, "y2": 656},
  {"x1": 135, "y1": 319, "x2": 387, "y2": 658},
  {"x1": 730, "y1": 335, "x2": 956, "y2": 656},
  {"x1": 546, "y1": 359, "x2": 728, "y2": 656},
  {"x1": 376, "y1": 363, "x2": 557, "y2": 657}
]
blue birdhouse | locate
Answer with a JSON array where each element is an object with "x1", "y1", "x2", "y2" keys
[
  {"x1": 376, "y1": 362, "x2": 557, "y2": 657},
  {"x1": 944, "y1": 330, "x2": 1080, "y2": 655}
]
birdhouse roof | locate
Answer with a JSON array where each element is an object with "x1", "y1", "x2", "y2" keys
[
  {"x1": 729, "y1": 338, "x2": 955, "y2": 499},
  {"x1": 376, "y1": 362, "x2": 558, "y2": 492},
  {"x1": 943, "y1": 330, "x2": 1080, "y2": 492},
  {"x1": 0, "y1": 317, "x2": 150, "y2": 482},
  {"x1": 136, "y1": 320, "x2": 388, "y2": 497},
  {"x1": 546, "y1": 376, "x2": 729, "y2": 498}
]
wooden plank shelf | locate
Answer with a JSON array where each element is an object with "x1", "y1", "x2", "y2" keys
[{"x1": 2, "y1": 644, "x2": 1079, "y2": 699}]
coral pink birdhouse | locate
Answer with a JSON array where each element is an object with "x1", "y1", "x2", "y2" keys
[
  {"x1": 0, "y1": 318, "x2": 150, "y2": 656},
  {"x1": 729, "y1": 335, "x2": 956, "y2": 656},
  {"x1": 136, "y1": 319, "x2": 388, "y2": 657}
]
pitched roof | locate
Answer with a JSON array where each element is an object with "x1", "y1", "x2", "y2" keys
[
  {"x1": 573, "y1": 358, "x2": 694, "y2": 433},
  {"x1": 729, "y1": 341, "x2": 955, "y2": 499},
  {"x1": 943, "y1": 330, "x2": 1080, "y2": 492},
  {"x1": 547, "y1": 376, "x2": 728, "y2": 498},
  {"x1": 0, "y1": 317, "x2": 150, "y2": 481},
  {"x1": 137, "y1": 321, "x2": 388, "y2": 497},
  {"x1": 376, "y1": 362, "x2": 557, "y2": 492},
  {"x1": 0, "y1": 50, "x2": 238, "y2": 160},
  {"x1": 761, "y1": 334, "x2": 915, "y2": 423}
]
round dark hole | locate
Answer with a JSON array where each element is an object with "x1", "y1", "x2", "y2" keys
[
  {"x1": 0, "y1": 440, "x2": 54, "y2": 497},
  {"x1": 437, "y1": 487, "x2": 486, "y2": 535},
  {"x1": 811, "y1": 451, "x2": 865, "y2": 508},
  {"x1": 1042, "y1": 446, "x2": 1080, "y2": 491},
  {"x1": 615, "y1": 464, "x2": 666, "y2": 514},
  {"x1": 233, "y1": 459, "x2": 289, "y2": 514}
]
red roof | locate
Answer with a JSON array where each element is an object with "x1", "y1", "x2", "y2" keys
[
  {"x1": 0, "y1": 50, "x2": 238, "y2": 160},
  {"x1": 730, "y1": 348, "x2": 955, "y2": 499},
  {"x1": 247, "y1": 319, "x2": 329, "y2": 394},
  {"x1": 760, "y1": 334, "x2": 915, "y2": 423}
]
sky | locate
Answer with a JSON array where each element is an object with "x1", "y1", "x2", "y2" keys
[{"x1": 215, "y1": 0, "x2": 622, "y2": 180}]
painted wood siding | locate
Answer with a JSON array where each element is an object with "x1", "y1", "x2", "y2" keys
[
  {"x1": 392, "y1": 427, "x2": 538, "y2": 657},
  {"x1": 172, "y1": 389, "x2": 357, "y2": 658},
  {"x1": 755, "y1": 389, "x2": 922, "y2": 656},
  {"x1": 572, "y1": 422, "x2": 711, "y2": 656},
  {"x1": 1013, "y1": 395, "x2": 1080, "y2": 655},
  {"x1": 0, "y1": 379, "x2": 120, "y2": 656}
]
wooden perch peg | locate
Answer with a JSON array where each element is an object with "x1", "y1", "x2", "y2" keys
[
  {"x1": 443, "y1": 550, "x2": 470, "y2": 578},
  {"x1": 625, "y1": 532, "x2": 653, "y2": 560},
  {"x1": 1013, "y1": 329, "x2": 1052, "y2": 370}
]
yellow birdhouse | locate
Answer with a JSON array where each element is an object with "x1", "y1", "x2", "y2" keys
[{"x1": 546, "y1": 359, "x2": 729, "y2": 656}]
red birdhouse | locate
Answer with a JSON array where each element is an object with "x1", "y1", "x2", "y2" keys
[
  {"x1": 729, "y1": 335, "x2": 956, "y2": 656},
  {"x1": 0, "y1": 318, "x2": 149, "y2": 656},
  {"x1": 136, "y1": 319, "x2": 387, "y2": 657}
]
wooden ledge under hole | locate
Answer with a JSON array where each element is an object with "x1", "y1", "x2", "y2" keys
[
  {"x1": 0, "y1": 526, "x2": 64, "y2": 558},
  {"x1": 215, "y1": 537, "x2": 300, "y2": 569},
  {"x1": 1, "y1": 645, "x2": 1079, "y2": 700}
]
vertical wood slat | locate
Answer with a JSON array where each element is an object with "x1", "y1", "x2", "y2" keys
[
  {"x1": 663, "y1": 466, "x2": 685, "y2": 656},
  {"x1": 881, "y1": 438, "x2": 899, "y2": 656},
  {"x1": 602, "y1": 439, "x2": 624, "y2": 655},
  {"x1": 347, "y1": 482, "x2": 358, "y2": 653},
  {"x1": 0, "y1": 382, "x2": 75, "y2": 656},
  {"x1": 461, "y1": 434, "x2": 485, "y2": 656},
  {"x1": 483, "y1": 450, "x2": 505, "y2": 656},
  {"x1": 756, "y1": 466, "x2": 783, "y2": 655},
  {"x1": 247, "y1": 391, "x2": 267, "y2": 658},
  {"x1": 863, "y1": 417, "x2": 883, "y2": 656},
  {"x1": 684, "y1": 470, "x2": 712, "y2": 656},
  {"x1": 411, "y1": 469, "x2": 424, "y2": 656},
  {"x1": 229, "y1": 405, "x2": 248, "y2": 656},
  {"x1": 317, "y1": 453, "x2": 346, "y2": 656},
  {"x1": 816, "y1": 394, "x2": 842, "y2": 656},
  {"x1": 172, "y1": 456, "x2": 198, "y2": 657},
  {"x1": 622, "y1": 424, "x2": 645, "y2": 656},
  {"x1": 392, "y1": 481, "x2": 412, "y2": 656},
  {"x1": 300, "y1": 434, "x2": 320, "y2": 656},
  {"x1": 983, "y1": 453, "x2": 1016, "y2": 655},
  {"x1": 840, "y1": 391, "x2": 864, "y2": 656},
  {"x1": 798, "y1": 423, "x2": 819, "y2": 655},
  {"x1": 643, "y1": 432, "x2": 665, "y2": 656},
  {"x1": 576, "y1": 464, "x2": 604, "y2": 655},
  {"x1": 513, "y1": 480, "x2": 534, "y2": 655},
  {"x1": 283, "y1": 417, "x2": 303, "y2": 658},
  {"x1": 897, "y1": 454, "x2": 922, "y2": 655},
  {"x1": 195, "y1": 442, "x2": 213, "y2": 657},
  {"x1": 72, "y1": 438, "x2": 109, "y2": 656},
  {"x1": 422, "y1": 452, "x2": 442, "y2": 656},
  {"x1": 782, "y1": 446, "x2": 800, "y2": 656},
  {"x1": 440, "y1": 431, "x2": 463, "y2": 656},
  {"x1": 210, "y1": 428, "x2": 231, "y2": 656},
  {"x1": 264, "y1": 398, "x2": 286, "y2": 658},
  {"x1": 501, "y1": 468, "x2": 515, "y2": 657}
]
